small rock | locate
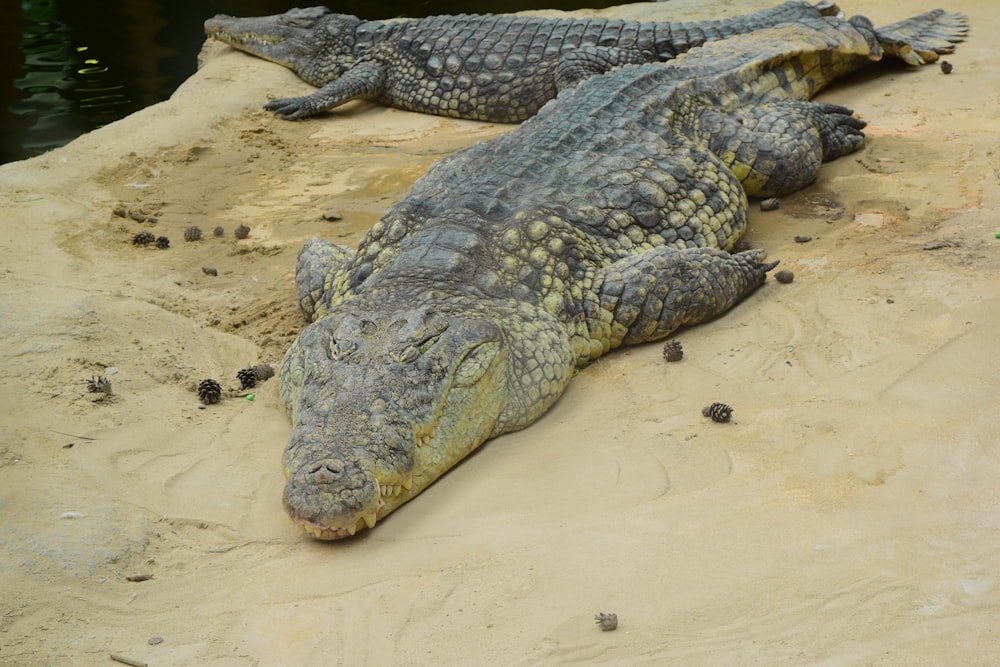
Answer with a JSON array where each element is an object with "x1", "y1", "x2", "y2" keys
[
  {"x1": 854, "y1": 212, "x2": 884, "y2": 228},
  {"x1": 213, "y1": 226, "x2": 225, "y2": 237},
  {"x1": 234, "y1": 224, "x2": 250, "y2": 240},
  {"x1": 202, "y1": 267, "x2": 218, "y2": 276},
  {"x1": 322, "y1": 209, "x2": 343, "y2": 221},
  {"x1": 793, "y1": 235, "x2": 812, "y2": 243},
  {"x1": 147, "y1": 637, "x2": 164, "y2": 646},
  {"x1": 774, "y1": 269, "x2": 794, "y2": 284},
  {"x1": 940, "y1": 60, "x2": 953, "y2": 74}
]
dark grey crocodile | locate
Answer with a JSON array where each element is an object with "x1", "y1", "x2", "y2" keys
[
  {"x1": 277, "y1": 10, "x2": 966, "y2": 539},
  {"x1": 204, "y1": 1, "x2": 839, "y2": 121}
]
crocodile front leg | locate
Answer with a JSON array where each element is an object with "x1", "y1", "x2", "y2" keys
[
  {"x1": 581, "y1": 246, "x2": 777, "y2": 359},
  {"x1": 264, "y1": 61, "x2": 385, "y2": 119},
  {"x1": 295, "y1": 238, "x2": 357, "y2": 319}
]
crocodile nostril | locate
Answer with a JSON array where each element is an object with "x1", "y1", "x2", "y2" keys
[{"x1": 307, "y1": 460, "x2": 343, "y2": 483}]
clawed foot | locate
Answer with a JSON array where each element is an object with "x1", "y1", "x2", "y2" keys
[
  {"x1": 264, "y1": 96, "x2": 314, "y2": 120},
  {"x1": 814, "y1": 102, "x2": 867, "y2": 160}
]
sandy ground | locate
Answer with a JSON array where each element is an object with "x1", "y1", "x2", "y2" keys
[{"x1": 1, "y1": 1, "x2": 998, "y2": 664}]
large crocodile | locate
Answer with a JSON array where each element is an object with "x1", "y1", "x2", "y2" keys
[
  {"x1": 277, "y1": 10, "x2": 966, "y2": 539},
  {"x1": 204, "y1": 1, "x2": 839, "y2": 122}
]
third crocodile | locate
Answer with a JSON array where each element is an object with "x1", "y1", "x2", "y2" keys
[
  {"x1": 204, "y1": 1, "x2": 838, "y2": 121},
  {"x1": 276, "y1": 10, "x2": 966, "y2": 539}
]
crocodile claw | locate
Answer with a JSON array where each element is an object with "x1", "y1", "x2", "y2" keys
[{"x1": 264, "y1": 97, "x2": 311, "y2": 120}]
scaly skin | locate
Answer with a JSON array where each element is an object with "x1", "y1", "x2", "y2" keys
[
  {"x1": 278, "y1": 11, "x2": 966, "y2": 539},
  {"x1": 204, "y1": 1, "x2": 839, "y2": 121}
]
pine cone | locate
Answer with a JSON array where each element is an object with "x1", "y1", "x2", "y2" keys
[
  {"x1": 234, "y1": 224, "x2": 250, "y2": 240},
  {"x1": 662, "y1": 340, "x2": 683, "y2": 362},
  {"x1": 155, "y1": 236, "x2": 170, "y2": 249},
  {"x1": 132, "y1": 231, "x2": 155, "y2": 246},
  {"x1": 594, "y1": 612, "x2": 618, "y2": 631},
  {"x1": 198, "y1": 378, "x2": 222, "y2": 405},
  {"x1": 702, "y1": 402, "x2": 733, "y2": 423},
  {"x1": 237, "y1": 363, "x2": 275, "y2": 390},
  {"x1": 183, "y1": 226, "x2": 203, "y2": 242},
  {"x1": 236, "y1": 368, "x2": 257, "y2": 390},
  {"x1": 86, "y1": 375, "x2": 112, "y2": 395}
]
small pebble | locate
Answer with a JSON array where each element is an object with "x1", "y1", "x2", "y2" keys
[
  {"x1": 213, "y1": 226, "x2": 225, "y2": 237},
  {"x1": 794, "y1": 235, "x2": 812, "y2": 243},
  {"x1": 774, "y1": 269, "x2": 794, "y2": 284},
  {"x1": 322, "y1": 209, "x2": 343, "y2": 221},
  {"x1": 759, "y1": 198, "x2": 780, "y2": 211},
  {"x1": 202, "y1": 267, "x2": 218, "y2": 276},
  {"x1": 940, "y1": 60, "x2": 953, "y2": 74},
  {"x1": 234, "y1": 224, "x2": 250, "y2": 240},
  {"x1": 147, "y1": 637, "x2": 163, "y2": 646}
]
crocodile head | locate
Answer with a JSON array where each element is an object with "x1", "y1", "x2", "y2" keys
[
  {"x1": 204, "y1": 7, "x2": 360, "y2": 86},
  {"x1": 278, "y1": 303, "x2": 509, "y2": 539}
]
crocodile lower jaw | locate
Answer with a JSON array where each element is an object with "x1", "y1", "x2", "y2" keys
[{"x1": 296, "y1": 511, "x2": 378, "y2": 540}]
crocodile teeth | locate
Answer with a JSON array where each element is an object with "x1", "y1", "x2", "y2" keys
[
  {"x1": 346, "y1": 522, "x2": 358, "y2": 536},
  {"x1": 401, "y1": 475, "x2": 413, "y2": 491},
  {"x1": 362, "y1": 512, "x2": 378, "y2": 529}
]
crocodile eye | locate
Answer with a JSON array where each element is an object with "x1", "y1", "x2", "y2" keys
[
  {"x1": 390, "y1": 345, "x2": 420, "y2": 364},
  {"x1": 330, "y1": 338, "x2": 356, "y2": 361},
  {"x1": 389, "y1": 332, "x2": 441, "y2": 363}
]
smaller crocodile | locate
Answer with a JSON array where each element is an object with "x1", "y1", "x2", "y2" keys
[
  {"x1": 277, "y1": 10, "x2": 966, "y2": 539},
  {"x1": 204, "y1": 1, "x2": 837, "y2": 122}
]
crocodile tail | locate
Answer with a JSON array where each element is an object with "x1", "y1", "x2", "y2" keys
[
  {"x1": 652, "y1": 1, "x2": 841, "y2": 59},
  {"x1": 875, "y1": 9, "x2": 969, "y2": 66}
]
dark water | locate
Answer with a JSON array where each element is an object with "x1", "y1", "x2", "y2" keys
[{"x1": 0, "y1": 0, "x2": 625, "y2": 164}]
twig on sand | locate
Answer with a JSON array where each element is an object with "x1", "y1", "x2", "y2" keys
[
  {"x1": 50, "y1": 429, "x2": 97, "y2": 441},
  {"x1": 110, "y1": 654, "x2": 148, "y2": 667}
]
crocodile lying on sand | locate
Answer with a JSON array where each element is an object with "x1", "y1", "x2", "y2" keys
[
  {"x1": 277, "y1": 10, "x2": 966, "y2": 539},
  {"x1": 204, "y1": 1, "x2": 839, "y2": 121}
]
